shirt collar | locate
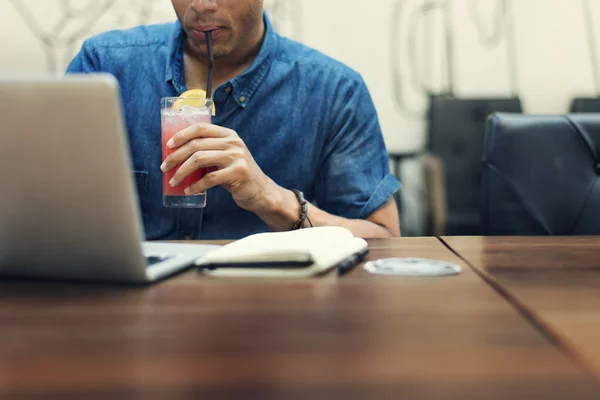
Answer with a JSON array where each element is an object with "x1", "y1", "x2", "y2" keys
[{"x1": 166, "y1": 12, "x2": 278, "y2": 108}]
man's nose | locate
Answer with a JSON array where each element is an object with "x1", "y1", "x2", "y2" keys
[{"x1": 190, "y1": 0, "x2": 218, "y2": 14}]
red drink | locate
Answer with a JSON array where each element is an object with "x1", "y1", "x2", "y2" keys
[{"x1": 161, "y1": 100, "x2": 211, "y2": 208}]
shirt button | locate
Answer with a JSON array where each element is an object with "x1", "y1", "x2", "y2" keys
[
  {"x1": 239, "y1": 95, "x2": 247, "y2": 103},
  {"x1": 225, "y1": 86, "x2": 232, "y2": 94}
]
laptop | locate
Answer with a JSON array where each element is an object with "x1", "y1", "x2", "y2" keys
[{"x1": 0, "y1": 74, "x2": 220, "y2": 283}]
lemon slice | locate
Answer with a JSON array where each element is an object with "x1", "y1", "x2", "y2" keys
[{"x1": 173, "y1": 89, "x2": 216, "y2": 116}]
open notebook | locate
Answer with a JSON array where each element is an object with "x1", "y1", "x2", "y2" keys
[{"x1": 195, "y1": 227, "x2": 369, "y2": 278}]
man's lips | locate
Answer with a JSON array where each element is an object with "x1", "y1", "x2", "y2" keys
[{"x1": 190, "y1": 27, "x2": 225, "y2": 40}]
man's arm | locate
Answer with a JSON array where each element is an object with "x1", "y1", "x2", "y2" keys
[
  {"x1": 162, "y1": 123, "x2": 401, "y2": 238},
  {"x1": 254, "y1": 185, "x2": 400, "y2": 238}
]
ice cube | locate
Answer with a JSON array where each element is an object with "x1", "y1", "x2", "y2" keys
[
  {"x1": 180, "y1": 104, "x2": 197, "y2": 116},
  {"x1": 180, "y1": 104, "x2": 200, "y2": 123}
]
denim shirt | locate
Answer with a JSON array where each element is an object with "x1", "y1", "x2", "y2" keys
[{"x1": 66, "y1": 14, "x2": 400, "y2": 240}]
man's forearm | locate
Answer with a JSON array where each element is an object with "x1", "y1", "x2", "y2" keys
[
  {"x1": 253, "y1": 185, "x2": 399, "y2": 238},
  {"x1": 303, "y1": 203, "x2": 397, "y2": 238}
]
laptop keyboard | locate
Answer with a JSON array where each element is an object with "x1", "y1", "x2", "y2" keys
[{"x1": 145, "y1": 255, "x2": 175, "y2": 267}]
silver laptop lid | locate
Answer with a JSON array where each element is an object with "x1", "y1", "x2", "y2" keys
[{"x1": 0, "y1": 74, "x2": 147, "y2": 281}]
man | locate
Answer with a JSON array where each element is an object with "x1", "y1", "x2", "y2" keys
[{"x1": 67, "y1": 0, "x2": 401, "y2": 240}]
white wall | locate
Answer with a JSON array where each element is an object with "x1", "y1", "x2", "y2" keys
[
  {"x1": 1, "y1": 0, "x2": 599, "y2": 234},
  {"x1": 300, "y1": 0, "x2": 600, "y2": 152}
]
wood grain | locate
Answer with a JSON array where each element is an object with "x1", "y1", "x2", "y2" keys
[
  {"x1": 441, "y1": 236, "x2": 600, "y2": 271},
  {"x1": 443, "y1": 236, "x2": 600, "y2": 378},
  {"x1": 0, "y1": 238, "x2": 597, "y2": 399}
]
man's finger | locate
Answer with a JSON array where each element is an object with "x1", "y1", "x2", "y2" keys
[
  {"x1": 169, "y1": 150, "x2": 225, "y2": 187},
  {"x1": 168, "y1": 123, "x2": 233, "y2": 148},
  {"x1": 184, "y1": 167, "x2": 233, "y2": 195},
  {"x1": 162, "y1": 138, "x2": 228, "y2": 172}
]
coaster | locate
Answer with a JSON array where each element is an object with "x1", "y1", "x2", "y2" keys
[{"x1": 364, "y1": 258, "x2": 462, "y2": 277}]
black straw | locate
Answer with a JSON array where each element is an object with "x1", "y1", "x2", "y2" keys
[{"x1": 206, "y1": 31, "x2": 214, "y2": 100}]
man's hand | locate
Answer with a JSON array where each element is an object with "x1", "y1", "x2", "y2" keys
[{"x1": 160, "y1": 122, "x2": 279, "y2": 215}]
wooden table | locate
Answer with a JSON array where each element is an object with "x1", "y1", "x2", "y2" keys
[
  {"x1": 0, "y1": 238, "x2": 598, "y2": 399},
  {"x1": 442, "y1": 236, "x2": 600, "y2": 379}
]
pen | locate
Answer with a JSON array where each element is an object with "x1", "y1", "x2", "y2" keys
[{"x1": 337, "y1": 249, "x2": 369, "y2": 276}]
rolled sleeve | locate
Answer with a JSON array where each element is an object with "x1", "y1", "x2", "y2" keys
[
  {"x1": 359, "y1": 173, "x2": 402, "y2": 219},
  {"x1": 315, "y1": 74, "x2": 401, "y2": 219}
]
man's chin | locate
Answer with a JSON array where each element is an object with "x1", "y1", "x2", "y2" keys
[
  {"x1": 187, "y1": 40, "x2": 232, "y2": 60},
  {"x1": 211, "y1": 49, "x2": 233, "y2": 59}
]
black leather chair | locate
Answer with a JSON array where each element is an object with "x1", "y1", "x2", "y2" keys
[
  {"x1": 570, "y1": 98, "x2": 600, "y2": 113},
  {"x1": 482, "y1": 113, "x2": 600, "y2": 235},
  {"x1": 428, "y1": 96, "x2": 523, "y2": 235}
]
